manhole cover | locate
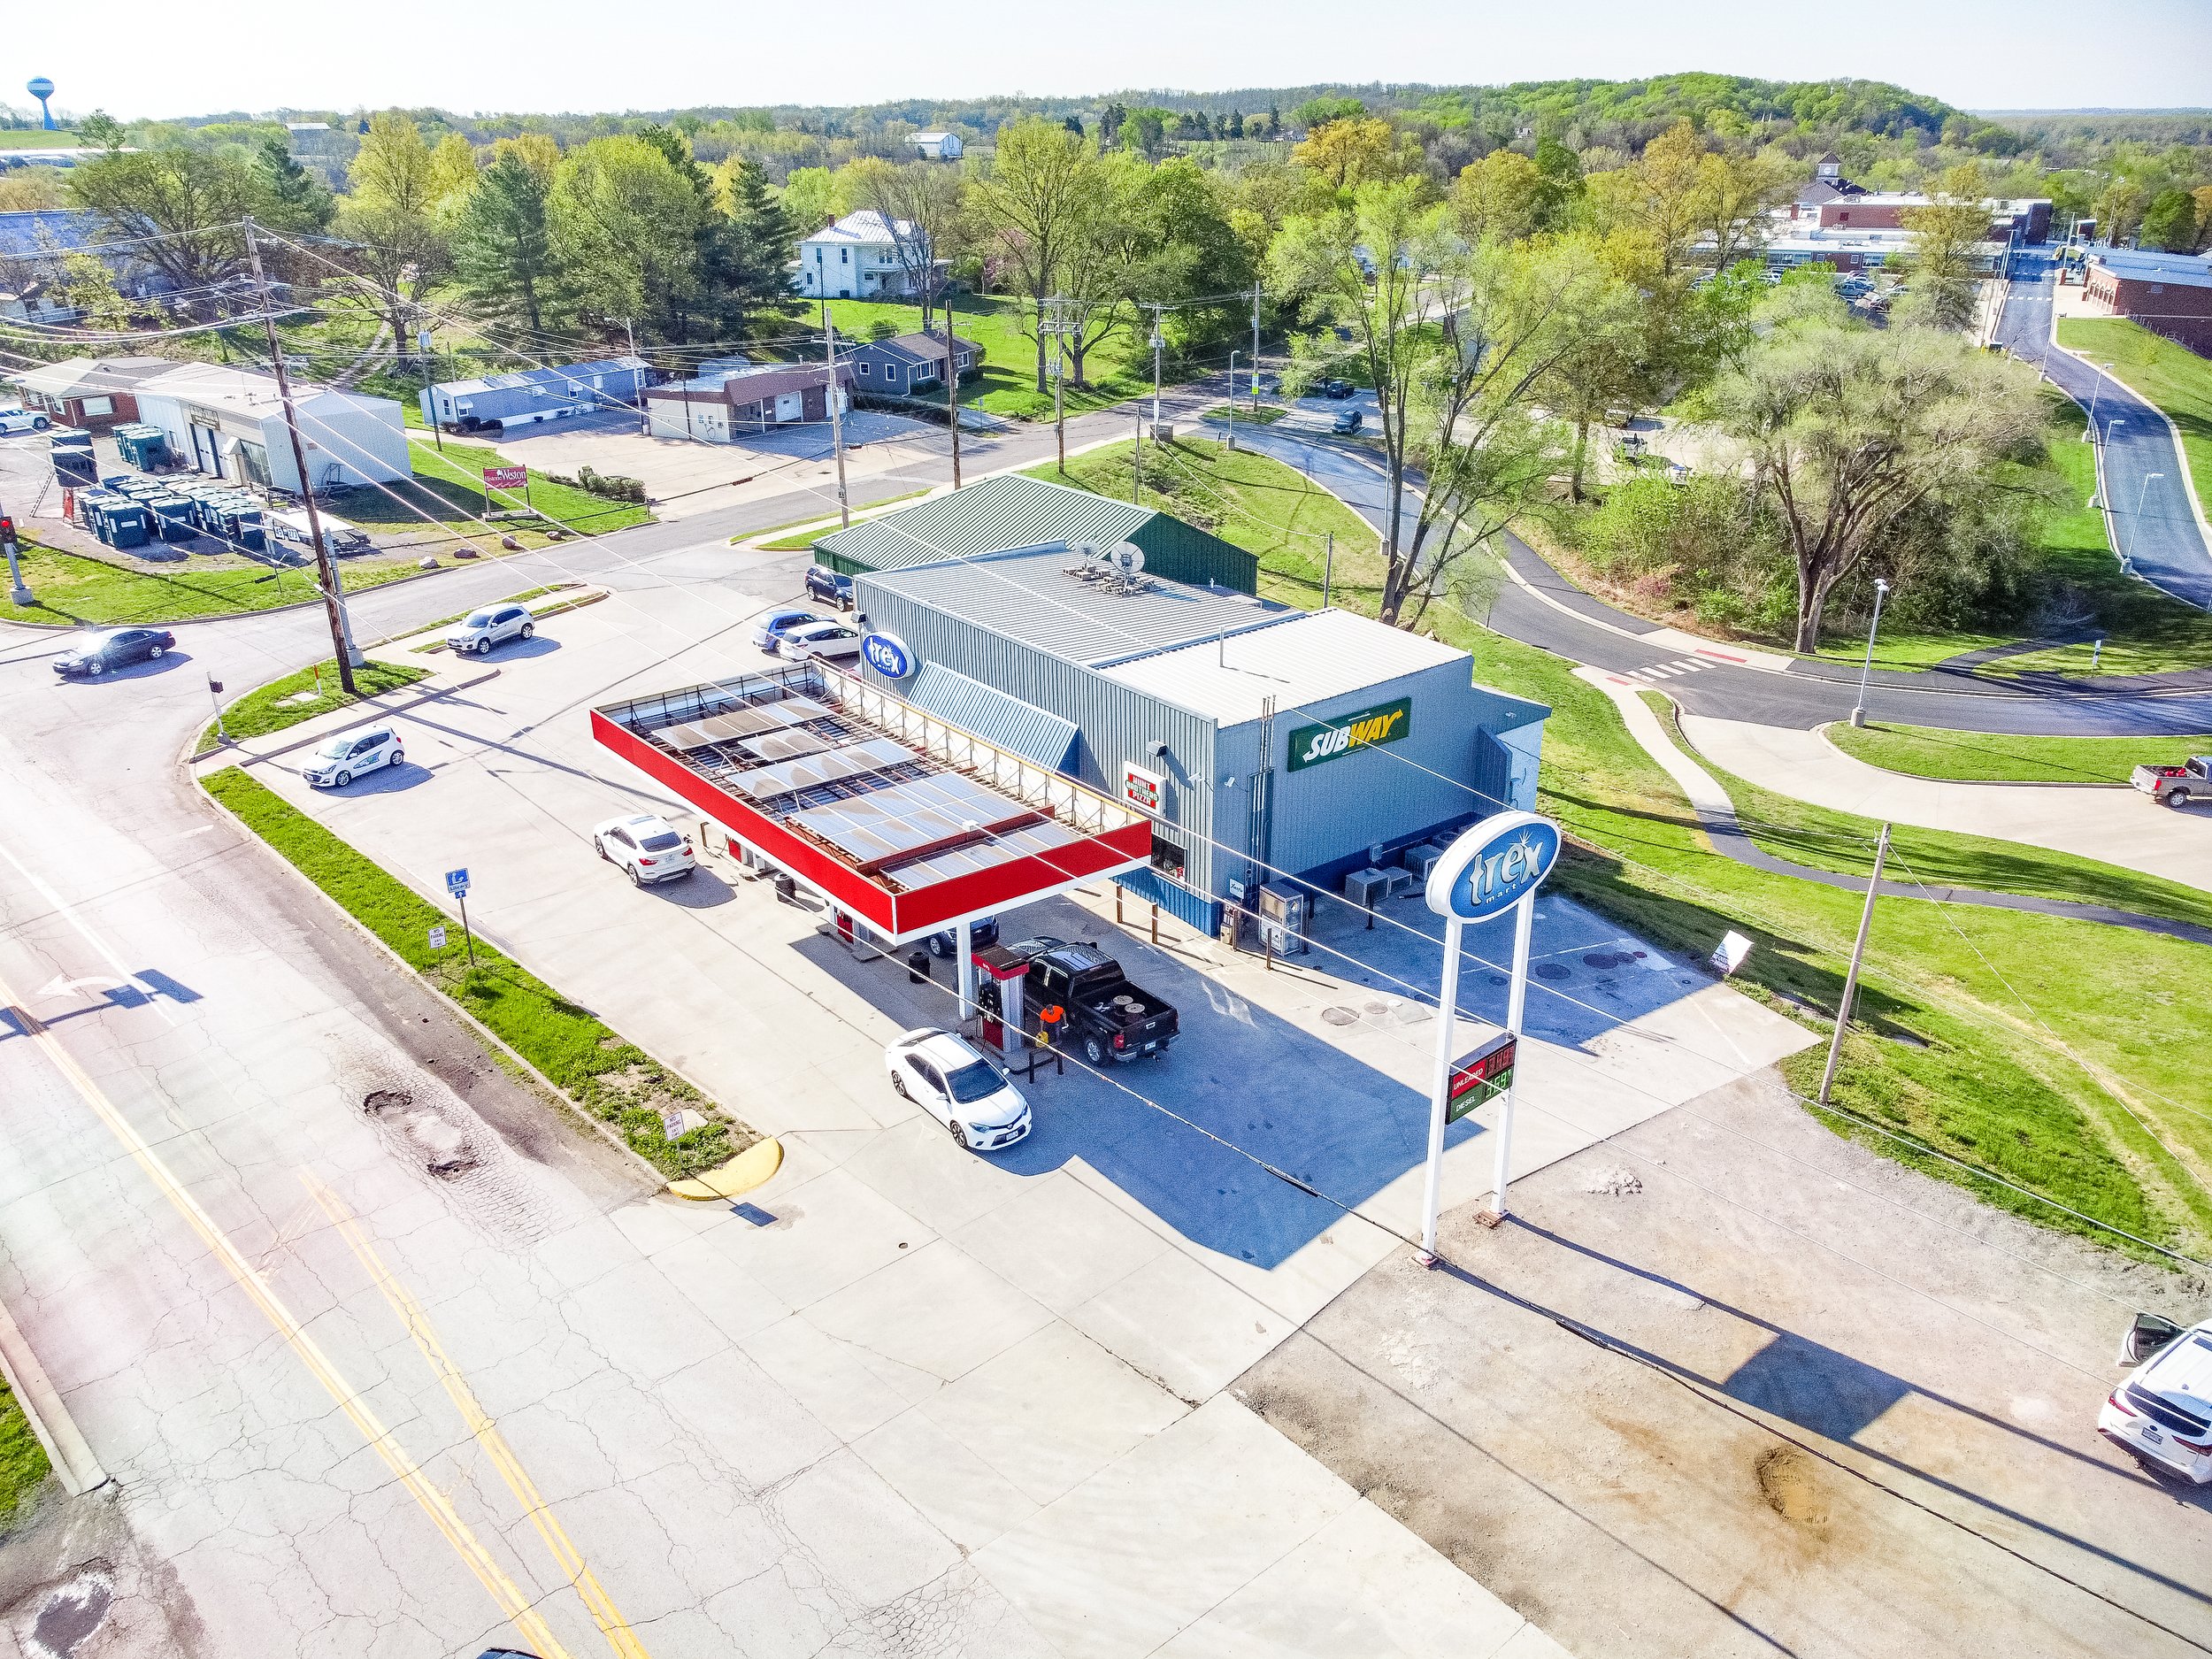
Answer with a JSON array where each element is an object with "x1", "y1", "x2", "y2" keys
[
  {"x1": 1532, "y1": 963, "x2": 1571, "y2": 979},
  {"x1": 1582, "y1": 952, "x2": 1629, "y2": 970},
  {"x1": 363, "y1": 1089, "x2": 413, "y2": 1114},
  {"x1": 1320, "y1": 1007, "x2": 1359, "y2": 1026},
  {"x1": 1363, "y1": 1001, "x2": 1389, "y2": 1016}
]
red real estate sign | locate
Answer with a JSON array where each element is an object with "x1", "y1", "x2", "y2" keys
[{"x1": 482, "y1": 466, "x2": 527, "y2": 490}]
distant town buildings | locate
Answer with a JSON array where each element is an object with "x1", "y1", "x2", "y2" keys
[{"x1": 910, "y1": 132, "x2": 964, "y2": 162}]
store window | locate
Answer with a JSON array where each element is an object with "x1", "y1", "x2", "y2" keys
[
  {"x1": 1150, "y1": 836, "x2": 1187, "y2": 881},
  {"x1": 81, "y1": 396, "x2": 114, "y2": 417}
]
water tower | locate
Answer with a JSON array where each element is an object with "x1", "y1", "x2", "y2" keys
[{"x1": 26, "y1": 78, "x2": 57, "y2": 131}]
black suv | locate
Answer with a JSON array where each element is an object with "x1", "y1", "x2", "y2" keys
[{"x1": 804, "y1": 565, "x2": 855, "y2": 610}]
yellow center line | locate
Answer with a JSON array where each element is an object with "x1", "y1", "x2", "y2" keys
[
  {"x1": 0, "y1": 965, "x2": 576, "y2": 1659},
  {"x1": 303, "y1": 1174, "x2": 651, "y2": 1659}
]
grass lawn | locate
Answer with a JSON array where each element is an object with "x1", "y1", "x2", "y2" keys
[
  {"x1": 352, "y1": 438, "x2": 651, "y2": 548},
  {"x1": 201, "y1": 767, "x2": 752, "y2": 1179},
  {"x1": 821, "y1": 295, "x2": 1149, "y2": 419},
  {"x1": 1824, "y1": 721, "x2": 2212, "y2": 784},
  {"x1": 195, "y1": 657, "x2": 430, "y2": 757},
  {"x1": 0, "y1": 539, "x2": 423, "y2": 627},
  {"x1": 0, "y1": 1378, "x2": 50, "y2": 1526},
  {"x1": 2057, "y1": 316, "x2": 2212, "y2": 516},
  {"x1": 1022, "y1": 436, "x2": 1379, "y2": 597}
]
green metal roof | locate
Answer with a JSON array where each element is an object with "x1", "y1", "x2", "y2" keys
[{"x1": 815, "y1": 474, "x2": 1258, "y2": 594}]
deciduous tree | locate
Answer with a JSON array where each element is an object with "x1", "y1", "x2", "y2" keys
[
  {"x1": 337, "y1": 113, "x2": 449, "y2": 364},
  {"x1": 973, "y1": 117, "x2": 1092, "y2": 391},
  {"x1": 549, "y1": 134, "x2": 703, "y2": 343},
  {"x1": 67, "y1": 145, "x2": 257, "y2": 298}
]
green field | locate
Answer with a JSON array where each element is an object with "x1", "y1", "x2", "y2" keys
[
  {"x1": 1824, "y1": 721, "x2": 2212, "y2": 784},
  {"x1": 0, "y1": 540, "x2": 423, "y2": 627},
  {"x1": 195, "y1": 657, "x2": 430, "y2": 757},
  {"x1": 201, "y1": 767, "x2": 747, "y2": 1179},
  {"x1": 349, "y1": 439, "x2": 652, "y2": 547},
  {"x1": 821, "y1": 295, "x2": 1149, "y2": 419},
  {"x1": 2058, "y1": 316, "x2": 2212, "y2": 518},
  {"x1": 1022, "y1": 435, "x2": 1378, "y2": 595}
]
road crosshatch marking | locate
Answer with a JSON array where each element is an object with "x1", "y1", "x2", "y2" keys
[{"x1": 0, "y1": 963, "x2": 580, "y2": 1659}]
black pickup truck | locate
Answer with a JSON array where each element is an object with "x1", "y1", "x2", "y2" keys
[{"x1": 992, "y1": 937, "x2": 1179, "y2": 1066}]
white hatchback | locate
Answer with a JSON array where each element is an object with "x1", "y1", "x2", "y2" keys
[
  {"x1": 2100, "y1": 1314, "x2": 2212, "y2": 1484},
  {"x1": 885, "y1": 1027, "x2": 1032, "y2": 1152},
  {"x1": 300, "y1": 726, "x2": 403, "y2": 788},
  {"x1": 446, "y1": 602, "x2": 535, "y2": 656},
  {"x1": 592, "y1": 812, "x2": 696, "y2": 885}
]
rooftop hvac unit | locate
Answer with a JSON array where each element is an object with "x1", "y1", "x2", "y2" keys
[
  {"x1": 1401, "y1": 841, "x2": 1448, "y2": 884},
  {"x1": 1343, "y1": 867, "x2": 1393, "y2": 912}
]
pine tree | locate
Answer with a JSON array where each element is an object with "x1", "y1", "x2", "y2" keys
[{"x1": 453, "y1": 150, "x2": 557, "y2": 335}]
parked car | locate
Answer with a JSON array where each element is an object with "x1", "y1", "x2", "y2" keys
[
  {"x1": 750, "y1": 606, "x2": 822, "y2": 652},
  {"x1": 0, "y1": 407, "x2": 52, "y2": 434},
  {"x1": 1331, "y1": 408, "x2": 1363, "y2": 435},
  {"x1": 987, "y1": 937, "x2": 1179, "y2": 1067},
  {"x1": 300, "y1": 726, "x2": 403, "y2": 788},
  {"x1": 445, "y1": 602, "x2": 535, "y2": 656},
  {"x1": 51, "y1": 626, "x2": 174, "y2": 677},
  {"x1": 1320, "y1": 379, "x2": 1356, "y2": 399},
  {"x1": 777, "y1": 618, "x2": 864, "y2": 663},
  {"x1": 2131, "y1": 757, "x2": 2209, "y2": 808},
  {"x1": 926, "y1": 916, "x2": 1001, "y2": 959},
  {"x1": 2098, "y1": 1311, "x2": 2212, "y2": 1484},
  {"x1": 593, "y1": 812, "x2": 696, "y2": 885},
  {"x1": 805, "y1": 565, "x2": 856, "y2": 610},
  {"x1": 885, "y1": 1027, "x2": 1032, "y2": 1152}
]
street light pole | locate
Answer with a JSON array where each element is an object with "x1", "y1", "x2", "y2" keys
[
  {"x1": 1225, "y1": 350, "x2": 1238, "y2": 452},
  {"x1": 1849, "y1": 577, "x2": 1890, "y2": 729},
  {"x1": 822, "y1": 300, "x2": 849, "y2": 528},
  {"x1": 1817, "y1": 823, "x2": 1891, "y2": 1107},
  {"x1": 2085, "y1": 362, "x2": 2116, "y2": 442},
  {"x1": 2125, "y1": 472, "x2": 2163, "y2": 575}
]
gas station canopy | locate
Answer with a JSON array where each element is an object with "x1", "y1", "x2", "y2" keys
[{"x1": 591, "y1": 664, "x2": 1154, "y2": 945}]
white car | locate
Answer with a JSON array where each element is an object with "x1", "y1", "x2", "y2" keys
[
  {"x1": 593, "y1": 812, "x2": 696, "y2": 885},
  {"x1": 0, "y1": 407, "x2": 52, "y2": 435},
  {"x1": 2099, "y1": 1313, "x2": 2212, "y2": 1484},
  {"x1": 301, "y1": 726, "x2": 403, "y2": 788},
  {"x1": 777, "y1": 619, "x2": 864, "y2": 664},
  {"x1": 885, "y1": 1027, "x2": 1032, "y2": 1152},
  {"x1": 446, "y1": 602, "x2": 535, "y2": 656},
  {"x1": 750, "y1": 606, "x2": 822, "y2": 652}
]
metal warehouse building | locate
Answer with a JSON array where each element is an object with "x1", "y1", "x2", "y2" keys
[
  {"x1": 852, "y1": 543, "x2": 1548, "y2": 934},
  {"x1": 419, "y1": 357, "x2": 653, "y2": 430},
  {"x1": 815, "y1": 474, "x2": 1259, "y2": 594}
]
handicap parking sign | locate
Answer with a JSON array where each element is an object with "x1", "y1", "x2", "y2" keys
[{"x1": 445, "y1": 867, "x2": 469, "y2": 897}]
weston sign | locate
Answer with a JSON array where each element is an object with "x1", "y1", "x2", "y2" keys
[{"x1": 1286, "y1": 697, "x2": 1411, "y2": 772}]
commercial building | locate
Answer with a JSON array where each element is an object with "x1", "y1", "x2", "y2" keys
[
  {"x1": 132, "y1": 364, "x2": 408, "y2": 494},
  {"x1": 1759, "y1": 227, "x2": 2008, "y2": 276},
  {"x1": 849, "y1": 543, "x2": 1548, "y2": 933},
  {"x1": 419, "y1": 357, "x2": 652, "y2": 430},
  {"x1": 1776, "y1": 158, "x2": 2052, "y2": 243},
  {"x1": 643, "y1": 362, "x2": 854, "y2": 443},
  {"x1": 2080, "y1": 249, "x2": 2212, "y2": 357},
  {"x1": 6, "y1": 356, "x2": 173, "y2": 430},
  {"x1": 812, "y1": 474, "x2": 1259, "y2": 593}
]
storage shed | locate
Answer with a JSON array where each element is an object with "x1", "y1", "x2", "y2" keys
[
  {"x1": 815, "y1": 474, "x2": 1259, "y2": 595},
  {"x1": 132, "y1": 365, "x2": 408, "y2": 495},
  {"x1": 419, "y1": 357, "x2": 653, "y2": 430},
  {"x1": 852, "y1": 544, "x2": 1548, "y2": 933}
]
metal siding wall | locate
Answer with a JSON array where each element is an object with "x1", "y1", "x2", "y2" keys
[
  {"x1": 856, "y1": 579, "x2": 1221, "y2": 895},
  {"x1": 1129, "y1": 518, "x2": 1260, "y2": 595}
]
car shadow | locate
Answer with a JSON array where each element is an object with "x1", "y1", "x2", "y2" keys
[
  {"x1": 470, "y1": 634, "x2": 563, "y2": 662},
  {"x1": 640, "y1": 867, "x2": 735, "y2": 909},
  {"x1": 329, "y1": 759, "x2": 434, "y2": 795}
]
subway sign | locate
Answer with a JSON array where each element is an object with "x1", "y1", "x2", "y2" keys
[{"x1": 1286, "y1": 697, "x2": 1411, "y2": 772}]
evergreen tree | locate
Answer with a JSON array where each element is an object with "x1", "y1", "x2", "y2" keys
[
  {"x1": 252, "y1": 136, "x2": 335, "y2": 234},
  {"x1": 721, "y1": 157, "x2": 801, "y2": 328},
  {"x1": 453, "y1": 150, "x2": 557, "y2": 334},
  {"x1": 1064, "y1": 115, "x2": 1085, "y2": 139}
]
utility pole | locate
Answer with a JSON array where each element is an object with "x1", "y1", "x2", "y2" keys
[
  {"x1": 1817, "y1": 823, "x2": 1890, "y2": 1107},
  {"x1": 1226, "y1": 350, "x2": 1238, "y2": 452},
  {"x1": 624, "y1": 319, "x2": 647, "y2": 434},
  {"x1": 1147, "y1": 303, "x2": 1166, "y2": 434},
  {"x1": 1321, "y1": 532, "x2": 1334, "y2": 610},
  {"x1": 823, "y1": 300, "x2": 849, "y2": 527},
  {"x1": 1132, "y1": 405, "x2": 1143, "y2": 504},
  {"x1": 1251, "y1": 282, "x2": 1263, "y2": 421},
  {"x1": 419, "y1": 326, "x2": 443, "y2": 453},
  {"x1": 942, "y1": 297, "x2": 962, "y2": 489},
  {"x1": 245, "y1": 219, "x2": 362, "y2": 691},
  {"x1": 1049, "y1": 296, "x2": 1067, "y2": 473}
]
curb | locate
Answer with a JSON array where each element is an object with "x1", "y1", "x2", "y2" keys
[
  {"x1": 188, "y1": 663, "x2": 503, "y2": 768},
  {"x1": 0, "y1": 1286, "x2": 105, "y2": 1496}
]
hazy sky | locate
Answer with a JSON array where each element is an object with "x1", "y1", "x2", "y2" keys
[{"x1": 6, "y1": 0, "x2": 2207, "y2": 120}]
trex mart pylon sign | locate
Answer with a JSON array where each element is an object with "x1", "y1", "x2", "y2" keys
[{"x1": 1416, "y1": 810, "x2": 1561, "y2": 1258}]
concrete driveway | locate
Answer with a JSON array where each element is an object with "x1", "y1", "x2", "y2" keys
[
  {"x1": 1681, "y1": 716, "x2": 2212, "y2": 895},
  {"x1": 205, "y1": 576, "x2": 1814, "y2": 1654}
]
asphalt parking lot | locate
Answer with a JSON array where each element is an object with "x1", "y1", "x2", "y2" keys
[{"x1": 197, "y1": 566, "x2": 1824, "y2": 1652}]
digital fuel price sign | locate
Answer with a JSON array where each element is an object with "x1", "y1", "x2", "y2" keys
[{"x1": 1445, "y1": 1030, "x2": 1517, "y2": 1123}]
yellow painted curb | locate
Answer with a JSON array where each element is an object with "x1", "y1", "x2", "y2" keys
[{"x1": 668, "y1": 1137, "x2": 783, "y2": 1202}]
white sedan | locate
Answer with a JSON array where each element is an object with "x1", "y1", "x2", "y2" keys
[
  {"x1": 592, "y1": 812, "x2": 697, "y2": 885},
  {"x1": 885, "y1": 1028, "x2": 1032, "y2": 1152},
  {"x1": 777, "y1": 619, "x2": 864, "y2": 664},
  {"x1": 2099, "y1": 1312, "x2": 2212, "y2": 1484}
]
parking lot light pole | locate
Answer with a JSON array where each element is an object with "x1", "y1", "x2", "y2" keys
[
  {"x1": 1849, "y1": 578, "x2": 1891, "y2": 729},
  {"x1": 2085, "y1": 362, "x2": 2116, "y2": 442},
  {"x1": 2125, "y1": 472, "x2": 2162, "y2": 575}
]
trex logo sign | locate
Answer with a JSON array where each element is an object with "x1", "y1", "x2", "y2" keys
[{"x1": 1286, "y1": 697, "x2": 1411, "y2": 772}]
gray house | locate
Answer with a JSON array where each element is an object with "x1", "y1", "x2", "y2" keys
[{"x1": 844, "y1": 331, "x2": 980, "y2": 398}]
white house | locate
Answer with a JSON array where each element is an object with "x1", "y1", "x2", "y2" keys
[
  {"x1": 910, "y1": 132, "x2": 964, "y2": 162},
  {"x1": 795, "y1": 211, "x2": 931, "y2": 300},
  {"x1": 133, "y1": 364, "x2": 409, "y2": 495}
]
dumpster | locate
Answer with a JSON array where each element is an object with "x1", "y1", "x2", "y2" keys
[{"x1": 148, "y1": 496, "x2": 197, "y2": 541}]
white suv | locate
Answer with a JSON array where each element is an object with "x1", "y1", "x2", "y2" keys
[
  {"x1": 593, "y1": 813, "x2": 697, "y2": 885},
  {"x1": 301, "y1": 726, "x2": 403, "y2": 788},
  {"x1": 0, "y1": 408, "x2": 52, "y2": 435},
  {"x1": 2099, "y1": 1313, "x2": 2212, "y2": 1484},
  {"x1": 446, "y1": 603, "x2": 535, "y2": 656}
]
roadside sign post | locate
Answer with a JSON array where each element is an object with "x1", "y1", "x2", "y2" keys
[
  {"x1": 445, "y1": 868, "x2": 476, "y2": 967},
  {"x1": 1417, "y1": 811, "x2": 1563, "y2": 1257},
  {"x1": 482, "y1": 466, "x2": 526, "y2": 516}
]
